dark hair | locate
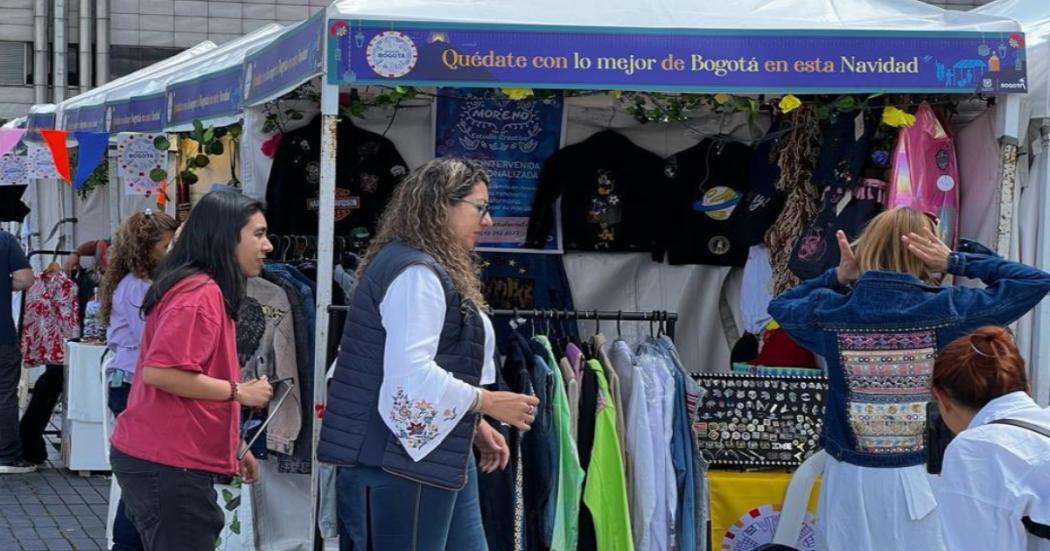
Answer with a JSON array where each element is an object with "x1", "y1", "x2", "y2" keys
[
  {"x1": 932, "y1": 326, "x2": 1028, "y2": 410},
  {"x1": 142, "y1": 191, "x2": 265, "y2": 320}
]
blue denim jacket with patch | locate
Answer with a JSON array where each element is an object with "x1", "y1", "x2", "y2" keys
[{"x1": 769, "y1": 248, "x2": 1050, "y2": 468}]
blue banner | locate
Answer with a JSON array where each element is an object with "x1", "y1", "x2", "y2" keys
[
  {"x1": 165, "y1": 67, "x2": 242, "y2": 127},
  {"x1": 328, "y1": 21, "x2": 1027, "y2": 94},
  {"x1": 243, "y1": 10, "x2": 325, "y2": 105},
  {"x1": 27, "y1": 112, "x2": 55, "y2": 130},
  {"x1": 107, "y1": 94, "x2": 166, "y2": 133},
  {"x1": 436, "y1": 88, "x2": 563, "y2": 252},
  {"x1": 63, "y1": 105, "x2": 107, "y2": 132}
]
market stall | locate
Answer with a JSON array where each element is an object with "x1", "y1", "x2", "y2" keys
[{"x1": 975, "y1": 0, "x2": 1050, "y2": 406}]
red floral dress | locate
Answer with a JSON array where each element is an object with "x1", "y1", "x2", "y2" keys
[{"x1": 20, "y1": 271, "x2": 79, "y2": 366}]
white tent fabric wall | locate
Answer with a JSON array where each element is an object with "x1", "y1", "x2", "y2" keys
[{"x1": 329, "y1": 0, "x2": 1019, "y2": 31}]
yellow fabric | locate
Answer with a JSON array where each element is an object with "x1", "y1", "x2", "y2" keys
[{"x1": 709, "y1": 470, "x2": 821, "y2": 551}]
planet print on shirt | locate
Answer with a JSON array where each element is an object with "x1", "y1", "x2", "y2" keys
[{"x1": 693, "y1": 186, "x2": 742, "y2": 221}]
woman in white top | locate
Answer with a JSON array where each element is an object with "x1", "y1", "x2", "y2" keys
[
  {"x1": 318, "y1": 158, "x2": 538, "y2": 550},
  {"x1": 932, "y1": 326, "x2": 1050, "y2": 551}
]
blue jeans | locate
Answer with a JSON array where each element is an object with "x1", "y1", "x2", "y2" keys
[
  {"x1": 108, "y1": 383, "x2": 143, "y2": 551},
  {"x1": 336, "y1": 459, "x2": 488, "y2": 551}
]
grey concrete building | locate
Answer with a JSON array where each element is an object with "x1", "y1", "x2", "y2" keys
[{"x1": 0, "y1": 0, "x2": 1004, "y2": 121}]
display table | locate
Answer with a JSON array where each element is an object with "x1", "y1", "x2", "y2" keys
[
  {"x1": 709, "y1": 470, "x2": 822, "y2": 551},
  {"x1": 62, "y1": 341, "x2": 110, "y2": 472}
]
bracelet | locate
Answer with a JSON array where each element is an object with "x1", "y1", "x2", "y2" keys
[
  {"x1": 470, "y1": 388, "x2": 482, "y2": 413},
  {"x1": 228, "y1": 380, "x2": 239, "y2": 402}
]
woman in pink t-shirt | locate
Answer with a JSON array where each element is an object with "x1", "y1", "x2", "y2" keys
[{"x1": 110, "y1": 191, "x2": 274, "y2": 551}]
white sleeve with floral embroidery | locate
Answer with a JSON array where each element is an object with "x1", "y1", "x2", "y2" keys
[{"x1": 377, "y1": 265, "x2": 496, "y2": 462}]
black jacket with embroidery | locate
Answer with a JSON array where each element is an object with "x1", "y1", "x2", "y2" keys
[{"x1": 264, "y1": 117, "x2": 408, "y2": 239}]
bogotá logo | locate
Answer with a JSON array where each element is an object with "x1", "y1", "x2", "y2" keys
[
  {"x1": 722, "y1": 505, "x2": 819, "y2": 551},
  {"x1": 366, "y1": 31, "x2": 418, "y2": 78}
]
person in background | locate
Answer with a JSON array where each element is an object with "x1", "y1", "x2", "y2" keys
[
  {"x1": 319, "y1": 158, "x2": 539, "y2": 550},
  {"x1": 109, "y1": 191, "x2": 274, "y2": 550},
  {"x1": 0, "y1": 229, "x2": 34, "y2": 474},
  {"x1": 932, "y1": 326, "x2": 1050, "y2": 551},
  {"x1": 768, "y1": 206, "x2": 1050, "y2": 551},
  {"x1": 96, "y1": 210, "x2": 178, "y2": 551}
]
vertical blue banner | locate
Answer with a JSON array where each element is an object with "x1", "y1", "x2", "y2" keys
[{"x1": 436, "y1": 89, "x2": 563, "y2": 252}]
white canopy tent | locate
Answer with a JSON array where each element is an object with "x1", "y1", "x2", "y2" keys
[
  {"x1": 974, "y1": 0, "x2": 1050, "y2": 407},
  {"x1": 298, "y1": 2, "x2": 1035, "y2": 543}
]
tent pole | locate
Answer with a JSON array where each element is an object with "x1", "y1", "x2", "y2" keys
[
  {"x1": 1031, "y1": 119, "x2": 1050, "y2": 407},
  {"x1": 994, "y1": 94, "x2": 1022, "y2": 257},
  {"x1": 310, "y1": 80, "x2": 339, "y2": 549}
]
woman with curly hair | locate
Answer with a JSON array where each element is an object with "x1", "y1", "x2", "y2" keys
[
  {"x1": 319, "y1": 158, "x2": 539, "y2": 550},
  {"x1": 97, "y1": 209, "x2": 177, "y2": 551}
]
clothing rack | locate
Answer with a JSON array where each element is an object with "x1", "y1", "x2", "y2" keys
[
  {"x1": 491, "y1": 309, "x2": 678, "y2": 341},
  {"x1": 327, "y1": 305, "x2": 679, "y2": 340}
]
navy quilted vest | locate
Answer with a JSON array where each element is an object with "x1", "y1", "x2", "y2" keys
[{"x1": 317, "y1": 241, "x2": 485, "y2": 490}]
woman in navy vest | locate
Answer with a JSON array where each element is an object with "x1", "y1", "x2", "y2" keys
[
  {"x1": 769, "y1": 207, "x2": 1050, "y2": 551},
  {"x1": 319, "y1": 158, "x2": 539, "y2": 550}
]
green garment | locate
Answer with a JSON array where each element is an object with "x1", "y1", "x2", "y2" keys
[
  {"x1": 535, "y1": 336, "x2": 585, "y2": 551},
  {"x1": 583, "y1": 359, "x2": 634, "y2": 551}
]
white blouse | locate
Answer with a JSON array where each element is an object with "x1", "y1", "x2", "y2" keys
[
  {"x1": 937, "y1": 392, "x2": 1050, "y2": 551},
  {"x1": 376, "y1": 265, "x2": 496, "y2": 462}
]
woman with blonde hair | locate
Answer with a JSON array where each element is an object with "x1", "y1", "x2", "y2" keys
[
  {"x1": 319, "y1": 158, "x2": 538, "y2": 550},
  {"x1": 769, "y1": 206, "x2": 1050, "y2": 551},
  {"x1": 97, "y1": 209, "x2": 178, "y2": 550}
]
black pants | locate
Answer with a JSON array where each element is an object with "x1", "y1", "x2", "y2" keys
[
  {"x1": 0, "y1": 344, "x2": 22, "y2": 464},
  {"x1": 19, "y1": 364, "x2": 63, "y2": 464},
  {"x1": 110, "y1": 448, "x2": 225, "y2": 551},
  {"x1": 108, "y1": 383, "x2": 143, "y2": 551}
]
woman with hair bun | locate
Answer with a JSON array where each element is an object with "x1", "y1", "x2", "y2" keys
[{"x1": 932, "y1": 326, "x2": 1050, "y2": 551}]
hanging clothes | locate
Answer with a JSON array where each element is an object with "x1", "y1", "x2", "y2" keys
[
  {"x1": 20, "y1": 270, "x2": 79, "y2": 366},
  {"x1": 886, "y1": 101, "x2": 961, "y2": 247},
  {"x1": 480, "y1": 252, "x2": 577, "y2": 345},
  {"x1": 636, "y1": 340, "x2": 677, "y2": 551},
  {"x1": 241, "y1": 276, "x2": 302, "y2": 455},
  {"x1": 533, "y1": 335, "x2": 585, "y2": 551},
  {"x1": 526, "y1": 130, "x2": 666, "y2": 252},
  {"x1": 655, "y1": 138, "x2": 754, "y2": 266},
  {"x1": 593, "y1": 333, "x2": 629, "y2": 498},
  {"x1": 581, "y1": 358, "x2": 634, "y2": 551},
  {"x1": 264, "y1": 116, "x2": 409, "y2": 240}
]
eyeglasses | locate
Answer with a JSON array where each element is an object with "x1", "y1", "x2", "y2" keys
[{"x1": 454, "y1": 198, "x2": 491, "y2": 219}]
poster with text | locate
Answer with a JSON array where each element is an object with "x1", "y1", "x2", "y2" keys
[
  {"x1": 0, "y1": 155, "x2": 28, "y2": 186},
  {"x1": 117, "y1": 133, "x2": 166, "y2": 197},
  {"x1": 26, "y1": 141, "x2": 60, "y2": 179},
  {"x1": 435, "y1": 89, "x2": 563, "y2": 252}
]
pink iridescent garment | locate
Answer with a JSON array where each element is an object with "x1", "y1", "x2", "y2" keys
[{"x1": 886, "y1": 101, "x2": 960, "y2": 247}]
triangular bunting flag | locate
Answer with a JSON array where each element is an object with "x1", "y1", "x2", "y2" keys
[
  {"x1": 0, "y1": 128, "x2": 26, "y2": 157},
  {"x1": 39, "y1": 130, "x2": 71, "y2": 182},
  {"x1": 73, "y1": 132, "x2": 110, "y2": 190}
]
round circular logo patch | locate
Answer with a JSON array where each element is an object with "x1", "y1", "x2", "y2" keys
[
  {"x1": 709, "y1": 236, "x2": 731, "y2": 256},
  {"x1": 722, "y1": 505, "x2": 819, "y2": 551},
  {"x1": 366, "y1": 31, "x2": 418, "y2": 78},
  {"x1": 694, "y1": 186, "x2": 742, "y2": 221},
  {"x1": 936, "y1": 174, "x2": 955, "y2": 192}
]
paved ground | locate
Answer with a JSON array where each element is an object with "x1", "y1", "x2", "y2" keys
[{"x1": 0, "y1": 425, "x2": 110, "y2": 551}]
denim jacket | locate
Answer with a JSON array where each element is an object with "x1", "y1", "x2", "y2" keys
[{"x1": 769, "y1": 248, "x2": 1050, "y2": 468}]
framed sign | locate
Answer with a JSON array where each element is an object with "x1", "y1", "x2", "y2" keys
[{"x1": 692, "y1": 373, "x2": 827, "y2": 468}]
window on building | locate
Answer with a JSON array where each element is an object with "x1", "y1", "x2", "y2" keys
[
  {"x1": 110, "y1": 46, "x2": 183, "y2": 79},
  {"x1": 0, "y1": 42, "x2": 29, "y2": 86}
]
